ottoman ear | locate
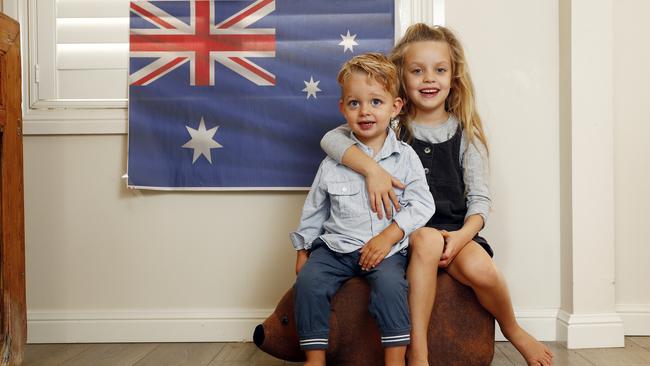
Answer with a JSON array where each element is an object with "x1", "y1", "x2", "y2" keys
[{"x1": 254, "y1": 287, "x2": 304, "y2": 362}]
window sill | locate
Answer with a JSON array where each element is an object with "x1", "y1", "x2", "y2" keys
[{"x1": 23, "y1": 108, "x2": 127, "y2": 135}]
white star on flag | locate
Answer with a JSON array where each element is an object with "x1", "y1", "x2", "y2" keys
[
  {"x1": 182, "y1": 117, "x2": 223, "y2": 164},
  {"x1": 302, "y1": 76, "x2": 322, "y2": 99},
  {"x1": 338, "y1": 30, "x2": 358, "y2": 53}
]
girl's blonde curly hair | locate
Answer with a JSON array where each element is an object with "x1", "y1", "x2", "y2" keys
[{"x1": 390, "y1": 23, "x2": 488, "y2": 153}]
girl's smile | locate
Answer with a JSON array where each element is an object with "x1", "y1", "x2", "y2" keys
[{"x1": 418, "y1": 87, "x2": 441, "y2": 98}]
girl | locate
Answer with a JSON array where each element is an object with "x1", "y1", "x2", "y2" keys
[{"x1": 321, "y1": 24, "x2": 553, "y2": 366}]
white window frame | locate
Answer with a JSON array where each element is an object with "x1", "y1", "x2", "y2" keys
[{"x1": 3, "y1": 0, "x2": 444, "y2": 135}]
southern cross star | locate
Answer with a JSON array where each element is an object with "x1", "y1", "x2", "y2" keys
[
  {"x1": 338, "y1": 30, "x2": 359, "y2": 53},
  {"x1": 302, "y1": 76, "x2": 322, "y2": 99}
]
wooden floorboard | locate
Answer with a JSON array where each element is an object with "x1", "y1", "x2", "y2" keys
[
  {"x1": 133, "y1": 343, "x2": 225, "y2": 366},
  {"x1": 576, "y1": 339, "x2": 650, "y2": 366},
  {"x1": 24, "y1": 337, "x2": 650, "y2": 366},
  {"x1": 491, "y1": 342, "x2": 515, "y2": 366},
  {"x1": 496, "y1": 341, "x2": 527, "y2": 366},
  {"x1": 208, "y1": 343, "x2": 258, "y2": 363},
  {"x1": 24, "y1": 344, "x2": 91, "y2": 366},
  {"x1": 628, "y1": 336, "x2": 650, "y2": 350},
  {"x1": 54, "y1": 343, "x2": 158, "y2": 366}
]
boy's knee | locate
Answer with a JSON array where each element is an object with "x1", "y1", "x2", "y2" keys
[
  {"x1": 295, "y1": 269, "x2": 325, "y2": 296},
  {"x1": 372, "y1": 273, "x2": 408, "y2": 299}
]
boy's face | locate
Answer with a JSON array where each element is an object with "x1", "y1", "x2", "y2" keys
[{"x1": 339, "y1": 72, "x2": 403, "y2": 147}]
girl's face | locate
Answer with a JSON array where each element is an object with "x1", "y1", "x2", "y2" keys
[{"x1": 403, "y1": 40, "x2": 452, "y2": 122}]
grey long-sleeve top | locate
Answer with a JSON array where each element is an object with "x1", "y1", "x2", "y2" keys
[
  {"x1": 291, "y1": 129, "x2": 435, "y2": 256},
  {"x1": 320, "y1": 115, "x2": 491, "y2": 224}
]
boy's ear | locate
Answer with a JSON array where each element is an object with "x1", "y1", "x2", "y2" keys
[
  {"x1": 338, "y1": 99, "x2": 344, "y2": 114},
  {"x1": 392, "y1": 97, "x2": 404, "y2": 118}
]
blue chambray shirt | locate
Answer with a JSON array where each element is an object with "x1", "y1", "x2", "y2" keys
[{"x1": 290, "y1": 128, "x2": 435, "y2": 257}]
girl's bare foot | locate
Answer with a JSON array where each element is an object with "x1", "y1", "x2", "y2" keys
[{"x1": 505, "y1": 326, "x2": 553, "y2": 366}]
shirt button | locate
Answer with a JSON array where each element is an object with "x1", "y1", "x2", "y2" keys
[
  {"x1": 424, "y1": 168, "x2": 430, "y2": 174},
  {"x1": 342, "y1": 187, "x2": 347, "y2": 192},
  {"x1": 423, "y1": 147, "x2": 432, "y2": 154}
]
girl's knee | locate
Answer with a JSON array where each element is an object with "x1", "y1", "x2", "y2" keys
[
  {"x1": 465, "y1": 259, "x2": 500, "y2": 289},
  {"x1": 410, "y1": 228, "x2": 444, "y2": 260}
]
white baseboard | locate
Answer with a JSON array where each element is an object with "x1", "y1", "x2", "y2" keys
[
  {"x1": 27, "y1": 309, "x2": 274, "y2": 344},
  {"x1": 556, "y1": 310, "x2": 625, "y2": 349},
  {"x1": 617, "y1": 304, "x2": 650, "y2": 335},
  {"x1": 495, "y1": 308, "x2": 558, "y2": 341},
  {"x1": 29, "y1": 307, "x2": 561, "y2": 344}
]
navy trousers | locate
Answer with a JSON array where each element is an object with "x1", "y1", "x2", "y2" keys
[{"x1": 294, "y1": 240, "x2": 411, "y2": 350}]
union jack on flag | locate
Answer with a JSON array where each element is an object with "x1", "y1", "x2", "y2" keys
[
  {"x1": 127, "y1": 0, "x2": 395, "y2": 189},
  {"x1": 129, "y1": 0, "x2": 276, "y2": 86}
]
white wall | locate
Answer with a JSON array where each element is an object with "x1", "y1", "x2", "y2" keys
[
  {"x1": 447, "y1": 0, "x2": 560, "y2": 313},
  {"x1": 24, "y1": 136, "x2": 305, "y2": 341},
  {"x1": 613, "y1": 0, "x2": 650, "y2": 334}
]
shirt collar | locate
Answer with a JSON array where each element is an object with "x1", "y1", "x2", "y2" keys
[{"x1": 349, "y1": 128, "x2": 401, "y2": 161}]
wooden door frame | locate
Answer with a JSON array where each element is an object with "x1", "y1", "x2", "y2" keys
[{"x1": 0, "y1": 11, "x2": 26, "y2": 366}]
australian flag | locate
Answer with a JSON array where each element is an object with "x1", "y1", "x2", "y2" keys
[{"x1": 127, "y1": 0, "x2": 395, "y2": 189}]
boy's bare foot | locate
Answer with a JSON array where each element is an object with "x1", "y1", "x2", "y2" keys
[{"x1": 505, "y1": 326, "x2": 553, "y2": 366}]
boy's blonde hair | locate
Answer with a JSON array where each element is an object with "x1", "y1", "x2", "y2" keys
[
  {"x1": 390, "y1": 23, "x2": 489, "y2": 153},
  {"x1": 337, "y1": 53, "x2": 399, "y2": 97}
]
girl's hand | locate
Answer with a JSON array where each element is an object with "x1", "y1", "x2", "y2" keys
[
  {"x1": 366, "y1": 165, "x2": 406, "y2": 220},
  {"x1": 295, "y1": 250, "x2": 309, "y2": 275},
  {"x1": 438, "y1": 230, "x2": 472, "y2": 268},
  {"x1": 359, "y1": 235, "x2": 393, "y2": 271}
]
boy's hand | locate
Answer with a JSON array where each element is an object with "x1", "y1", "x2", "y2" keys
[
  {"x1": 438, "y1": 230, "x2": 472, "y2": 268},
  {"x1": 295, "y1": 250, "x2": 309, "y2": 275},
  {"x1": 359, "y1": 235, "x2": 393, "y2": 271},
  {"x1": 366, "y1": 165, "x2": 405, "y2": 220}
]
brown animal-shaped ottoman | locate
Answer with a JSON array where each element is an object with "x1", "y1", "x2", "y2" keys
[{"x1": 254, "y1": 271, "x2": 494, "y2": 365}]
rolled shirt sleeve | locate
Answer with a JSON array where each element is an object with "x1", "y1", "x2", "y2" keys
[
  {"x1": 320, "y1": 124, "x2": 356, "y2": 163},
  {"x1": 392, "y1": 147, "x2": 436, "y2": 238}
]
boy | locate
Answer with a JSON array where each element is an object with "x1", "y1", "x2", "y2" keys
[{"x1": 291, "y1": 53, "x2": 435, "y2": 366}]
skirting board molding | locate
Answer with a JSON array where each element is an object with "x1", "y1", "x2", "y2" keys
[
  {"x1": 617, "y1": 304, "x2": 650, "y2": 335},
  {"x1": 556, "y1": 310, "x2": 625, "y2": 349},
  {"x1": 27, "y1": 309, "x2": 274, "y2": 344},
  {"x1": 28, "y1": 308, "x2": 560, "y2": 344}
]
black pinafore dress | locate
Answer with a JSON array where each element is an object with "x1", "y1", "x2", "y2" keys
[{"x1": 407, "y1": 126, "x2": 494, "y2": 257}]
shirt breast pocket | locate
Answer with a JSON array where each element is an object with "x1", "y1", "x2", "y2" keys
[{"x1": 327, "y1": 182, "x2": 365, "y2": 218}]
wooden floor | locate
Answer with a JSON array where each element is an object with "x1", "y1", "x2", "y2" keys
[{"x1": 24, "y1": 337, "x2": 650, "y2": 366}]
